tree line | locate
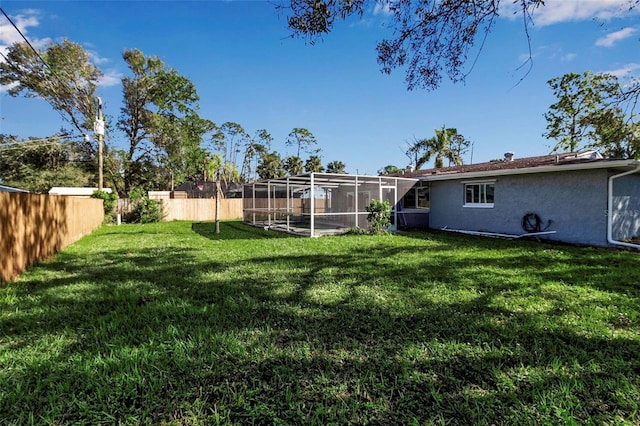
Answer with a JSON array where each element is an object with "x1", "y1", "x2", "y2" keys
[
  {"x1": 0, "y1": 40, "x2": 347, "y2": 194},
  {"x1": 2, "y1": 1, "x2": 639, "y2": 188}
]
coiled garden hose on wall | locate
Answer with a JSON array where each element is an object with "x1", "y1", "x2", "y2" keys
[{"x1": 521, "y1": 213, "x2": 553, "y2": 233}]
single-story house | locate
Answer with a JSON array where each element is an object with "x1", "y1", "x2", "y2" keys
[{"x1": 395, "y1": 151, "x2": 640, "y2": 249}]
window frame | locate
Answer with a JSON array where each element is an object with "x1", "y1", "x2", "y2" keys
[
  {"x1": 462, "y1": 180, "x2": 495, "y2": 208},
  {"x1": 402, "y1": 182, "x2": 430, "y2": 210}
]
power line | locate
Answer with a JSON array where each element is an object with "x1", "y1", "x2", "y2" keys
[
  {"x1": 2, "y1": 134, "x2": 84, "y2": 145},
  {"x1": 0, "y1": 7, "x2": 49, "y2": 69},
  {"x1": 0, "y1": 6, "x2": 95, "y2": 134},
  {"x1": 0, "y1": 135, "x2": 87, "y2": 152},
  {"x1": 0, "y1": 142, "x2": 62, "y2": 151}
]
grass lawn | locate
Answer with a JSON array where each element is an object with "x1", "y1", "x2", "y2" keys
[{"x1": 1, "y1": 221, "x2": 639, "y2": 425}]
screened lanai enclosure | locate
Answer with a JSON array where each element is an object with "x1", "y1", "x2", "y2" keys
[{"x1": 243, "y1": 173, "x2": 417, "y2": 237}]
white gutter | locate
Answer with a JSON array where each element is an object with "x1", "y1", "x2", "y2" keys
[{"x1": 607, "y1": 164, "x2": 640, "y2": 249}]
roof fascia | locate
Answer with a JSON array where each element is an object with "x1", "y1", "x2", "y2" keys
[{"x1": 418, "y1": 160, "x2": 640, "y2": 182}]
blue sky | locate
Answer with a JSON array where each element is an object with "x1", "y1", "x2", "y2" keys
[{"x1": 1, "y1": 1, "x2": 639, "y2": 175}]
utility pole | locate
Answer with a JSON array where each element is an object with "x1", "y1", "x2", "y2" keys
[{"x1": 95, "y1": 97, "x2": 105, "y2": 191}]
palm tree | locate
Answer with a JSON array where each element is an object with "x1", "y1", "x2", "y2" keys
[
  {"x1": 414, "y1": 126, "x2": 463, "y2": 169},
  {"x1": 257, "y1": 151, "x2": 286, "y2": 179},
  {"x1": 326, "y1": 160, "x2": 346, "y2": 174},
  {"x1": 284, "y1": 155, "x2": 304, "y2": 176},
  {"x1": 304, "y1": 155, "x2": 324, "y2": 172}
]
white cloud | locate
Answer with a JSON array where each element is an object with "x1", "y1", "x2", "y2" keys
[
  {"x1": 98, "y1": 69, "x2": 122, "y2": 88},
  {"x1": 501, "y1": 0, "x2": 640, "y2": 26},
  {"x1": 0, "y1": 9, "x2": 50, "y2": 62},
  {"x1": 0, "y1": 80, "x2": 18, "y2": 93},
  {"x1": 603, "y1": 62, "x2": 640, "y2": 77},
  {"x1": 517, "y1": 45, "x2": 576, "y2": 66},
  {"x1": 0, "y1": 11, "x2": 40, "y2": 45},
  {"x1": 595, "y1": 27, "x2": 637, "y2": 46},
  {"x1": 373, "y1": 0, "x2": 392, "y2": 16},
  {"x1": 87, "y1": 49, "x2": 110, "y2": 65}
]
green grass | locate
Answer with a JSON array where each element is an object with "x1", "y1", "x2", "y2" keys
[{"x1": 1, "y1": 220, "x2": 639, "y2": 425}]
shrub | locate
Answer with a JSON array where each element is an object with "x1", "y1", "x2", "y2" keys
[
  {"x1": 127, "y1": 187, "x2": 163, "y2": 224},
  {"x1": 345, "y1": 227, "x2": 368, "y2": 235},
  {"x1": 366, "y1": 199, "x2": 392, "y2": 235},
  {"x1": 131, "y1": 197, "x2": 163, "y2": 223},
  {"x1": 92, "y1": 190, "x2": 118, "y2": 224}
]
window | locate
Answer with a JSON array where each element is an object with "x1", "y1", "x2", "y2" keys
[
  {"x1": 464, "y1": 181, "x2": 494, "y2": 207},
  {"x1": 402, "y1": 183, "x2": 429, "y2": 209}
]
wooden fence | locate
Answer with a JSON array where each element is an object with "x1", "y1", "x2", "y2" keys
[
  {"x1": 162, "y1": 198, "x2": 243, "y2": 221},
  {"x1": 116, "y1": 198, "x2": 243, "y2": 222},
  {"x1": 1, "y1": 192, "x2": 104, "y2": 283}
]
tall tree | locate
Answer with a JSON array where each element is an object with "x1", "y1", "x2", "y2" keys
[
  {"x1": 254, "y1": 128, "x2": 273, "y2": 152},
  {"x1": 212, "y1": 122, "x2": 249, "y2": 171},
  {"x1": 257, "y1": 151, "x2": 286, "y2": 179},
  {"x1": 304, "y1": 155, "x2": 324, "y2": 172},
  {"x1": 153, "y1": 113, "x2": 214, "y2": 189},
  {"x1": 286, "y1": 127, "x2": 318, "y2": 158},
  {"x1": 591, "y1": 109, "x2": 640, "y2": 159},
  {"x1": 0, "y1": 38, "x2": 102, "y2": 133},
  {"x1": 284, "y1": 155, "x2": 304, "y2": 176},
  {"x1": 325, "y1": 160, "x2": 346, "y2": 174},
  {"x1": 449, "y1": 133, "x2": 472, "y2": 165},
  {"x1": 118, "y1": 49, "x2": 207, "y2": 192},
  {"x1": 544, "y1": 72, "x2": 621, "y2": 153},
  {"x1": 0, "y1": 134, "x2": 93, "y2": 192},
  {"x1": 281, "y1": 0, "x2": 548, "y2": 91},
  {"x1": 240, "y1": 129, "x2": 271, "y2": 183},
  {"x1": 409, "y1": 126, "x2": 464, "y2": 169},
  {"x1": 378, "y1": 164, "x2": 404, "y2": 175}
]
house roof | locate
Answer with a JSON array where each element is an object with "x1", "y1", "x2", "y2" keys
[
  {"x1": 0, "y1": 184, "x2": 29, "y2": 193},
  {"x1": 393, "y1": 151, "x2": 640, "y2": 181},
  {"x1": 48, "y1": 187, "x2": 112, "y2": 196}
]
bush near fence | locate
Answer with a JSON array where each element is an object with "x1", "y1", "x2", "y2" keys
[
  {"x1": 116, "y1": 198, "x2": 243, "y2": 222},
  {"x1": 0, "y1": 193, "x2": 104, "y2": 283}
]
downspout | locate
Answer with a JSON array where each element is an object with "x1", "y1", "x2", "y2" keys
[{"x1": 607, "y1": 164, "x2": 640, "y2": 249}]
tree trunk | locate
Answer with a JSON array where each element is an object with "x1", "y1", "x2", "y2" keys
[{"x1": 215, "y1": 179, "x2": 221, "y2": 234}]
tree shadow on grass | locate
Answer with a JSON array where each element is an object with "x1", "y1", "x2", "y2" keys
[
  {"x1": 191, "y1": 220, "x2": 297, "y2": 241},
  {"x1": 1, "y1": 223, "x2": 639, "y2": 424},
  {"x1": 399, "y1": 228, "x2": 640, "y2": 297}
]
